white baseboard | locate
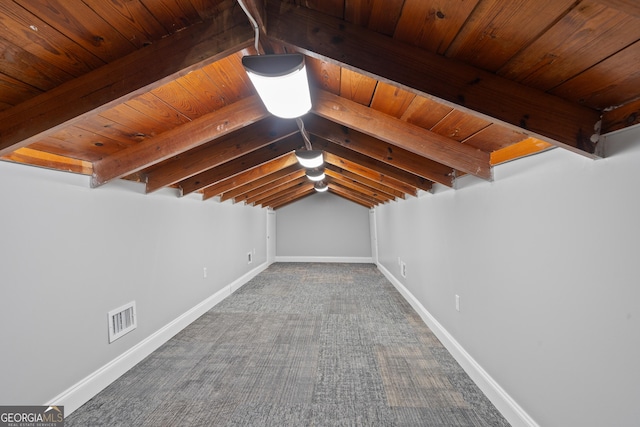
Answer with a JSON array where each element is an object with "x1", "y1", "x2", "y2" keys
[
  {"x1": 48, "y1": 262, "x2": 269, "y2": 415},
  {"x1": 274, "y1": 256, "x2": 373, "y2": 263},
  {"x1": 377, "y1": 263, "x2": 539, "y2": 427}
]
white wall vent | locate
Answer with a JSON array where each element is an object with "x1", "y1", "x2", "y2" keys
[{"x1": 108, "y1": 301, "x2": 137, "y2": 343}]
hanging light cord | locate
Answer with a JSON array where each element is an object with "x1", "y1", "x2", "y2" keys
[
  {"x1": 237, "y1": 0, "x2": 260, "y2": 54},
  {"x1": 296, "y1": 118, "x2": 313, "y2": 151}
]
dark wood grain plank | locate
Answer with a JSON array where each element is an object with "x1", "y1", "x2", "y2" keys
[
  {"x1": 305, "y1": 114, "x2": 455, "y2": 186},
  {"x1": 92, "y1": 95, "x2": 268, "y2": 186},
  {"x1": 312, "y1": 90, "x2": 491, "y2": 179},
  {"x1": 0, "y1": 12, "x2": 252, "y2": 156},
  {"x1": 444, "y1": 0, "x2": 576, "y2": 71},
  {"x1": 499, "y1": 1, "x2": 640, "y2": 92},
  {"x1": 267, "y1": 3, "x2": 603, "y2": 156},
  {"x1": 393, "y1": 0, "x2": 480, "y2": 55},
  {"x1": 15, "y1": 0, "x2": 136, "y2": 62},
  {"x1": 202, "y1": 153, "x2": 300, "y2": 200}
]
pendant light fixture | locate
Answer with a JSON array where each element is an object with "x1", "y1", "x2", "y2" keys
[
  {"x1": 237, "y1": 0, "x2": 312, "y2": 119},
  {"x1": 242, "y1": 54, "x2": 312, "y2": 119},
  {"x1": 294, "y1": 117, "x2": 324, "y2": 169},
  {"x1": 314, "y1": 181, "x2": 328, "y2": 192},
  {"x1": 306, "y1": 167, "x2": 326, "y2": 181}
]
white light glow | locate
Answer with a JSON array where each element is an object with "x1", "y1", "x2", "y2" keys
[
  {"x1": 314, "y1": 182, "x2": 328, "y2": 192},
  {"x1": 306, "y1": 170, "x2": 326, "y2": 181},
  {"x1": 296, "y1": 150, "x2": 323, "y2": 168},
  {"x1": 245, "y1": 66, "x2": 311, "y2": 119}
]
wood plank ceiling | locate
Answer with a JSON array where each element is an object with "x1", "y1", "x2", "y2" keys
[{"x1": 1, "y1": 0, "x2": 639, "y2": 209}]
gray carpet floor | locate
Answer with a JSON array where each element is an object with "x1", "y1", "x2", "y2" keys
[{"x1": 66, "y1": 263, "x2": 510, "y2": 426}]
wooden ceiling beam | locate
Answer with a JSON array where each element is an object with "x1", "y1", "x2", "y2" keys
[
  {"x1": 327, "y1": 182, "x2": 377, "y2": 208},
  {"x1": 0, "y1": 10, "x2": 252, "y2": 156},
  {"x1": 311, "y1": 90, "x2": 489, "y2": 180},
  {"x1": 179, "y1": 135, "x2": 304, "y2": 196},
  {"x1": 313, "y1": 138, "x2": 433, "y2": 193},
  {"x1": 324, "y1": 164, "x2": 405, "y2": 199},
  {"x1": 267, "y1": 187, "x2": 316, "y2": 209},
  {"x1": 266, "y1": 3, "x2": 604, "y2": 157},
  {"x1": 270, "y1": 191, "x2": 316, "y2": 210},
  {"x1": 230, "y1": 168, "x2": 306, "y2": 203},
  {"x1": 245, "y1": 176, "x2": 309, "y2": 205},
  {"x1": 202, "y1": 153, "x2": 299, "y2": 200},
  {"x1": 92, "y1": 96, "x2": 268, "y2": 187},
  {"x1": 304, "y1": 113, "x2": 455, "y2": 186},
  {"x1": 142, "y1": 115, "x2": 297, "y2": 193},
  {"x1": 254, "y1": 181, "x2": 315, "y2": 207},
  {"x1": 324, "y1": 170, "x2": 394, "y2": 203},
  {"x1": 323, "y1": 152, "x2": 418, "y2": 197},
  {"x1": 220, "y1": 164, "x2": 303, "y2": 202}
]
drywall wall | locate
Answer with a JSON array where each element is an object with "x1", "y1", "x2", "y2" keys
[
  {"x1": 0, "y1": 162, "x2": 267, "y2": 407},
  {"x1": 276, "y1": 192, "x2": 372, "y2": 261},
  {"x1": 374, "y1": 125, "x2": 640, "y2": 427}
]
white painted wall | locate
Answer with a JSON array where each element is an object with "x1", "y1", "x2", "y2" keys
[
  {"x1": 0, "y1": 162, "x2": 267, "y2": 408},
  {"x1": 374, "y1": 125, "x2": 640, "y2": 427},
  {"x1": 276, "y1": 191, "x2": 372, "y2": 261}
]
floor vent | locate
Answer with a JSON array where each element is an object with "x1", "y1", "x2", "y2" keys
[{"x1": 108, "y1": 301, "x2": 137, "y2": 343}]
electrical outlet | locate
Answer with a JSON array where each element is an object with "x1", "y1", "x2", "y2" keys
[
  {"x1": 401, "y1": 261, "x2": 407, "y2": 278},
  {"x1": 247, "y1": 251, "x2": 253, "y2": 264},
  {"x1": 455, "y1": 294, "x2": 460, "y2": 312},
  {"x1": 203, "y1": 267, "x2": 207, "y2": 278}
]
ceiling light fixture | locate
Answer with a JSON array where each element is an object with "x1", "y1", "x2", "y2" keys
[
  {"x1": 295, "y1": 150, "x2": 324, "y2": 168},
  {"x1": 306, "y1": 168, "x2": 326, "y2": 182},
  {"x1": 314, "y1": 181, "x2": 328, "y2": 192},
  {"x1": 295, "y1": 117, "x2": 324, "y2": 168},
  {"x1": 237, "y1": 0, "x2": 311, "y2": 119},
  {"x1": 242, "y1": 54, "x2": 312, "y2": 119}
]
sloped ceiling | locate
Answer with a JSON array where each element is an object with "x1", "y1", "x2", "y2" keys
[{"x1": 1, "y1": 0, "x2": 639, "y2": 209}]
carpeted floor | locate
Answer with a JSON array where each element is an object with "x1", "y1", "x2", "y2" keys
[{"x1": 66, "y1": 263, "x2": 510, "y2": 426}]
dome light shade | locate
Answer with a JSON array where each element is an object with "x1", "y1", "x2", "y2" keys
[
  {"x1": 295, "y1": 150, "x2": 323, "y2": 168},
  {"x1": 314, "y1": 181, "x2": 328, "y2": 192},
  {"x1": 306, "y1": 168, "x2": 325, "y2": 182},
  {"x1": 242, "y1": 54, "x2": 311, "y2": 119}
]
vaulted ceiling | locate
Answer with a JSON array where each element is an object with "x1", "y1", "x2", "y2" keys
[{"x1": 1, "y1": 0, "x2": 639, "y2": 209}]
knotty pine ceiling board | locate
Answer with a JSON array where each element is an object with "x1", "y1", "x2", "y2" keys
[
  {"x1": 45, "y1": 126, "x2": 124, "y2": 161},
  {"x1": 306, "y1": 56, "x2": 341, "y2": 94},
  {"x1": 369, "y1": 82, "x2": 416, "y2": 118},
  {"x1": 497, "y1": 1, "x2": 640, "y2": 92},
  {"x1": 80, "y1": 0, "x2": 169, "y2": 48},
  {"x1": 73, "y1": 115, "x2": 147, "y2": 150},
  {"x1": 0, "y1": 37, "x2": 74, "y2": 91},
  {"x1": 430, "y1": 110, "x2": 492, "y2": 142},
  {"x1": 444, "y1": 0, "x2": 577, "y2": 72},
  {"x1": 393, "y1": 0, "x2": 480, "y2": 55},
  {"x1": 138, "y1": 0, "x2": 202, "y2": 33},
  {"x1": 200, "y1": 53, "x2": 254, "y2": 105},
  {"x1": 550, "y1": 40, "x2": 640, "y2": 109},
  {"x1": 0, "y1": 74, "x2": 43, "y2": 112},
  {"x1": 127, "y1": 92, "x2": 192, "y2": 128},
  {"x1": 0, "y1": 1, "x2": 105, "y2": 78},
  {"x1": 345, "y1": 0, "x2": 404, "y2": 36},
  {"x1": 339, "y1": 68, "x2": 377, "y2": 106},
  {"x1": 462, "y1": 124, "x2": 530, "y2": 153},
  {"x1": 14, "y1": 0, "x2": 138, "y2": 63},
  {"x1": 400, "y1": 96, "x2": 454, "y2": 129}
]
